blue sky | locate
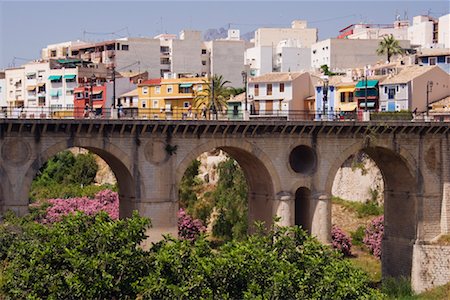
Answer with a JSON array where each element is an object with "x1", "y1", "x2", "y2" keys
[{"x1": 0, "y1": 1, "x2": 448, "y2": 69}]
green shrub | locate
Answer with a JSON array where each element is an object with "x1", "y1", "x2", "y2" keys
[
  {"x1": 382, "y1": 276, "x2": 415, "y2": 299},
  {"x1": 0, "y1": 211, "x2": 151, "y2": 299},
  {"x1": 357, "y1": 200, "x2": 384, "y2": 218},
  {"x1": 351, "y1": 225, "x2": 366, "y2": 246},
  {"x1": 140, "y1": 224, "x2": 383, "y2": 299}
]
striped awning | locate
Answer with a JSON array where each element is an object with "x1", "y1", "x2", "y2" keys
[
  {"x1": 337, "y1": 87, "x2": 355, "y2": 93},
  {"x1": 48, "y1": 75, "x2": 62, "y2": 81}
]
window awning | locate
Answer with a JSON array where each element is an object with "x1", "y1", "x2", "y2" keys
[
  {"x1": 92, "y1": 90, "x2": 103, "y2": 95},
  {"x1": 359, "y1": 102, "x2": 376, "y2": 108},
  {"x1": 50, "y1": 90, "x2": 60, "y2": 97},
  {"x1": 27, "y1": 86, "x2": 36, "y2": 91},
  {"x1": 355, "y1": 80, "x2": 378, "y2": 89},
  {"x1": 337, "y1": 87, "x2": 355, "y2": 93},
  {"x1": 37, "y1": 82, "x2": 46, "y2": 87},
  {"x1": 63, "y1": 74, "x2": 76, "y2": 79},
  {"x1": 26, "y1": 72, "x2": 36, "y2": 76},
  {"x1": 340, "y1": 102, "x2": 357, "y2": 111},
  {"x1": 48, "y1": 75, "x2": 62, "y2": 81},
  {"x1": 179, "y1": 83, "x2": 193, "y2": 88},
  {"x1": 93, "y1": 104, "x2": 103, "y2": 109}
]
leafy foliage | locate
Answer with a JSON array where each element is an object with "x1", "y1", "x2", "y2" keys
[
  {"x1": 193, "y1": 74, "x2": 231, "y2": 116},
  {"x1": 376, "y1": 34, "x2": 404, "y2": 63},
  {"x1": 30, "y1": 150, "x2": 105, "y2": 202},
  {"x1": 177, "y1": 208, "x2": 206, "y2": 241},
  {"x1": 332, "y1": 225, "x2": 353, "y2": 257},
  {"x1": 141, "y1": 224, "x2": 382, "y2": 299},
  {"x1": 0, "y1": 212, "x2": 151, "y2": 299},
  {"x1": 211, "y1": 158, "x2": 248, "y2": 241},
  {"x1": 332, "y1": 196, "x2": 383, "y2": 218},
  {"x1": 351, "y1": 225, "x2": 366, "y2": 246},
  {"x1": 364, "y1": 215, "x2": 384, "y2": 259}
]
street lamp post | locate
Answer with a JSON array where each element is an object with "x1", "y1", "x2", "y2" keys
[
  {"x1": 364, "y1": 73, "x2": 368, "y2": 112},
  {"x1": 426, "y1": 80, "x2": 433, "y2": 119},
  {"x1": 241, "y1": 70, "x2": 248, "y2": 112},
  {"x1": 322, "y1": 77, "x2": 329, "y2": 119},
  {"x1": 89, "y1": 74, "x2": 96, "y2": 112}
]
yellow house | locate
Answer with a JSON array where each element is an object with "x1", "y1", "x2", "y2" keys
[{"x1": 137, "y1": 76, "x2": 210, "y2": 119}]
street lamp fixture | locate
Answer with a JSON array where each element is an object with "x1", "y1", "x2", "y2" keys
[
  {"x1": 426, "y1": 80, "x2": 433, "y2": 118},
  {"x1": 241, "y1": 70, "x2": 248, "y2": 112}
]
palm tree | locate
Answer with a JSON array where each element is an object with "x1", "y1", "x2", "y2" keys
[
  {"x1": 376, "y1": 35, "x2": 404, "y2": 63},
  {"x1": 194, "y1": 74, "x2": 231, "y2": 119}
]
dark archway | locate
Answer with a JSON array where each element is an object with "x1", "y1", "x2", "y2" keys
[
  {"x1": 295, "y1": 187, "x2": 311, "y2": 233},
  {"x1": 24, "y1": 143, "x2": 136, "y2": 219}
]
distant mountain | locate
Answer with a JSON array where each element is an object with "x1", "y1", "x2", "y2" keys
[
  {"x1": 203, "y1": 27, "x2": 227, "y2": 41},
  {"x1": 203, "y1": 27, "x2": 255, "y2": 42}
]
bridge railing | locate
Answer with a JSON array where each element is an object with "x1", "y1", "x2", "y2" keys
[{"x1": 0, "y1": 106, "x2": 448, "y2": 122}]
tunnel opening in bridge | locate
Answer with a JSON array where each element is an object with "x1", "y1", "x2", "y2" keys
[
  {"x1": 26, "y1": 146, "x2": 136, "y2": 220},
  {"x1": 178, "y1": 146, "x2": 274, "y2": 240},
  {"x1": 295, "y1": 187, "x2": 311, "y2": 233},
  {"x1": 329, "y1": 146, "x2": 417, "y2": 279}
]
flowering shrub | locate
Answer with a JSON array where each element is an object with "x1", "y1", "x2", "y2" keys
[
  {"x1": 39, "y1": 189, "x2": 119, "y2": 223},
  {"x1": 177, "y1": 208, "x2": 206, "y2": 241},
  {"x1": 363, "y1": 215, "x2": 384, "y2": 259},
  {"x1": 331, "y1": 225, "x2": 352, "y2": 257}
]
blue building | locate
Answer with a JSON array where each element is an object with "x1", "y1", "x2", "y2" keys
[{"x1": 417, "y1": 49, "x2": 450, "y2": 74}]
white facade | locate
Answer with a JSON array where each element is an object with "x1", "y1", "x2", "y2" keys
[
  {"x1": 0, "y1": 73, "x2": 6, "y2": 108},
  {"x1": 23, "y1": 62, "x2": 50, "y2": 108},
  {"x1": 407, "y1": 15, "x2": 436, "y2": 48},
  {"x1": 5, "y1": 67, "x2": 25, "y2": 107},
  {"x1": 275, "y1": 40, "x2": 311, "y2": 72},
  {"x1": 170, "y1": 31, "x2": 206, "y2": 77},
  {"x1": 438, "y1": 14, "x2": 450, "y2": 48},
  {"x1": 245, "y1": 46, "x2": 273, "y2": 77},
  {"x1": 41, "y1": 40, "x2": 88, "y2": 60},
  {"x1": 254, "y1": 20, "x2": 318, "y2": 48},
  {"x1": 379, "y1": 83, "x2": 409, "y2": 111},
  {"x1": 311, "y1": 38, "x2": 411, "y2": 71},
  {"x1": 346, "y1": 21, "x2": 409, "y2": 40}
]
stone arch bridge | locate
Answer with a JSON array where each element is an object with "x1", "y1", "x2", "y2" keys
[{"x1": 0, "y1": 119, "x2": 449, "y2": 290}]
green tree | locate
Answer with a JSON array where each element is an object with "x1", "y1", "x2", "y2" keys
[
  {"x1": 67, "y1": 152, "x2": 98, "y2": 186},
  {"x1": 179, "y1": 159, "x2": 201, "y2": 210},
  {"x1": 194, "y1": 74, "x2": 231, "y2": 119},
  {"x1": 212, "y1": 158, "x2": 248, "y2": 240},
  {"x1": 376, "y1": 34, "x2": 404, "y2": 63}
]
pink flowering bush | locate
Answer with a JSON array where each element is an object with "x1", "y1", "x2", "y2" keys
[
  {"x1": 363, "y1": 215, "x2": 384, "y2": 259},
  {"x1": 39, "y1": 189, "x2": 119, "y2": 223},
  {"x1": 177, "y1": 208, "x2": 206, "y2": 241},
  {"x1": 331, "y1": 225, "x2": 352, "y2": 257}
]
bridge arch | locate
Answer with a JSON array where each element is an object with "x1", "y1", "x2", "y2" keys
[
  {"x1": 23, "y1": 139, "x2": 137, "y2": 218},
  {"x1": 326, "y1": 141, "x2": 419, "y2": 278},
  {"x1": 176, "y1": 139, "x2": 280, "y2": 228}
]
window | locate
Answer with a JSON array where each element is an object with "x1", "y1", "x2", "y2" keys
[
  {"x1": 142, "y1": 87, "x2": 148, "y2": 95},
  {"x1": 429, "y1": 57, "x2": 437, "y2": 65},
  {"x1": 66, "y1": 89, "x2": 74, "y2": 96},
  {"x1": 152, "y1": 100, "x2": 159, "y2": 108},
  {"x1": 202, "y1": 60, "x2": 206, "y2": 66},
  {"x1": 85, "y1": 92, "x2": 89, "y2": 98},
  {"x1": 121, "y1": 44, "x2": 129, "y2": 51},
  {"x1": 160, "y1": 58, "x2": 170, "y2": 64},
  {"x1": 384, "y1": 86, "x2": 388, "y2": 94},
  {"x1": 446, "y1": 56, "x2": 450, "y2": 64},
  {"x1": 179, "y1": 86, "x2": 193, "y2": 94},
  {"x1": 155, "y1": 86, "x2": 161, "y2": 94},
  {"x1": 142, "y1": 100, "x2": 147, "y2": 108},
  {"x1": 197, "y1": 85, "x2": 203, "y2": 91},
  {"x1": 279, "y1": 83, "x2": 284, "y2": 92},
  {"x1": 160, "y1": 46, "x2": 170, "y2": 53},
  {"x1": 348, "y1": 92, "x2": 354, "y2": 102},
  {"x1": 267, "y1": 84, "x2": 272, "y2": 96},
  {"x1": 388, "y1": 88, "x2": 396, "y2": 100},
  {"x1": 340, "y1": 92, "x2": 346, "y2": 103},
  {"x1": 183, "y1": 102, "x2": 190, "y2": 108},
  {"x1": 92, "y1": 91, "x2": 103, "y2": 100},
  {"x1": 201, "y1": 49, "x2": 207, "y2": 54},
  {"x1": 167, "y1": 85, "x2": 173, "y2": 93},
  {"x1": 254, "y1": 84, "x2": 259, "y2": 96},
  {"x1": 396, "y1": 86, "x2": 399, "y2": 92},
  {"x1": 75, "y1": 92, "x2": 84, "y2": 99}
]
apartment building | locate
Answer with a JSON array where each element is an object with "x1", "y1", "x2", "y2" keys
[
  {"x1": 379, "y1": 65, "x2": 449, "y2": 112},
  {"x1": 311, "y1": 38, "x2": 411, "y2": 71},
  {"x1": 247, "y1": 72, "x2": 315, "y2": 120},
  {"x1": 417, "y1": 48, "x2": 450, "y2": 73},
  {"x1": 5, "y1": 59, "x2": 108, "y2": 113},
  {"x1": 255, "y1": 20, "x2": 317, "y2": 48},
  {"x1": 337, "y1": 19, "x2": 410, "y2": 40},
  {"x1": 407, "y1": 15, "x2": 439, "y2": 48},
  {"x1": 41, "y1": 40, "x2": 89, "y2": 60},
  {"x1": 0, "y1": 72, "x2": 6, "y2": 109}
]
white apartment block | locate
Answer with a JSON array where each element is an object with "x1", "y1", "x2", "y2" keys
[
  {"x1": 274, "y1": 39, "x2": 311, "y2": 73},
  {"x1": 41, "y1": 40, "x2": 89, "y2": 60},
  {"x1": 338, "y1": 20, "x2": 410, "y2": 40},
  {"x1": 168, "y1": 31, "x2": 206, "y2": 77},
  {"x1": 407, "y1": 15, "x2": 438, "y2": 48},
  {"x1": 254, "y1": 20, "x2": 318, "y2": 48},
  {"x1": 245, "y1": 46, "x2": 273, "y2": 77},
  {"x1": 438, "y1": 14, "x2": 450, "y2": 48},
  {"x1": 0, "y1": 72, "x2": 6, "y2": 109},
  {"x1": 5, "y1": 60, "x2": 108, "y2": 109},
  {"x1": 311, "y1": 38, "x2": 411, "y2": 71}
]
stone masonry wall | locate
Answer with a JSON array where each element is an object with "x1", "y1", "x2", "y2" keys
[{"x1": 411, "y1": 244, "x2": 450, "y2": 293}]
